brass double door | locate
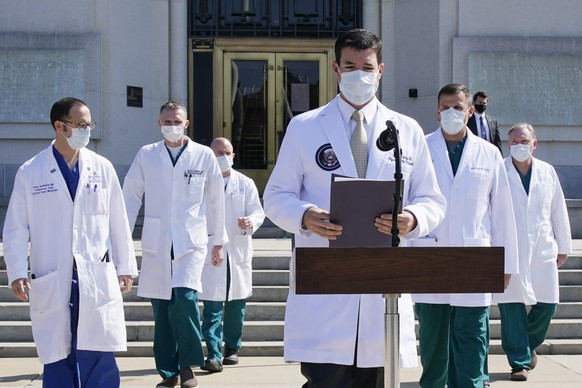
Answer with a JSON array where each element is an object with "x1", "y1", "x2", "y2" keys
[{"x1": 215, "y1": 39, "x2": 337, "y2": 193}]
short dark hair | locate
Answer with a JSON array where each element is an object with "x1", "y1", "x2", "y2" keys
[
  {"x1": 160, "y1": 100, "x2": 187, "y2": 115},
  {"x1": 335, "y1": 29, "x2": 382, "y2": 65},
  {"x1": 50, "y1": 97, "x2": 87, "y2": 129},
  {"x1": 438, "y1": 83, "x2": 471, "y2": 104},
  {"x1": 472, "y1": 91, "x2": 488, "y2": 103}
]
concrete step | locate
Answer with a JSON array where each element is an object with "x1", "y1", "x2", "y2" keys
[
  {"x1": 561, "y1": 255, "x2": 582, "y2": 270},
  {"x1": 560, "y1": 269, "x2": 582, "y2": 285},
  {"x1": 0, "y1": 321, "x2": 285, "y2": 343},
  {"x1": 560, "y1": 285, "x2": 582, "y2": 302},
  {"x1": 0, "y1": 284, "x2": 290, "y2": 303},
  {"x1": 0, "y1": 267, "x2": 290, "y2": 290},
  {"x1": 0, "y1": 302, "x2": 287, "y2": 322},
  {"x1": 4, "y1": 317, "x2": 581, "y2": 344},
  {"x1": 489, "y1": 302, "x2": 582, "y2": 319}
]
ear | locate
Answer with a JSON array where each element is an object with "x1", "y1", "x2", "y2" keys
[
  {"x1": 532, "y1": 139, "x2": 538, "y2": 151},
  {"x1": 332, "y1": 62, "x2": 341, "y2": 81},
  {"x1": 184, "y1": 120, "x2": 190, "y2": 128},
  {"x1": 56, "y1": 121, "x2": 67, "y2": 132}
]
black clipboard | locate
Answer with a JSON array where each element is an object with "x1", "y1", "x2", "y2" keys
[{"x1": 329, "y1": 174, "x2": 403, "y2": 248}]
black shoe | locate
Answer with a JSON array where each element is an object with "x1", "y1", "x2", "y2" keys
[
  {"x1": 156, "y1": 374, "x2": 179, "y2": 387},
  {"x1": 510, "y1": 368, "x2": 528, "y2": 381},
  {"x1": 223, "y1": 347, "x2": 239, "y2": 365},
  {"x1": 179, "y1": 366, "x2": 199, "y2": 387},
  {"x1": 200, "y1": 358, "x2": 223, "y2": 373}
]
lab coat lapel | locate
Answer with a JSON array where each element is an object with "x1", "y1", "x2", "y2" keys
[
  {"x1": 77, "y1": 149, "x2": 93, "y2": 190},
  {"x1": 319, "y1": 99, "x2": 358, "y2": 178},
  {"x1": 505, "y1": 157, "x2": 528, "y2": 203},
  {"x1": 454, "y1": 130, "x2": 478, "y2": 179},
  {"x1": 431, "y1": 129, "x2": 455, "y2": 183},
  {"x1": 43, "y1": 145, "x2": 74, "y2": 202}
]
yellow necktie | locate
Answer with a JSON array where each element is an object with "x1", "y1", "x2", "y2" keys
[{"x1": 351, "y1": 110, "x2": 368, "y2": 178}]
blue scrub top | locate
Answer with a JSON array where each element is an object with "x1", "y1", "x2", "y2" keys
[{"x1": 53, "y1": 145, "x2": 80, "y2": 200}]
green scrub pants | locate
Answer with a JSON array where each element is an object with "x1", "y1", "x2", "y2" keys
[
  {"x1": 202, "y1": 256, "x2": 246, "y2": 361},
  {"x1": 498, "y1": 302, "x2": 557, "y2": 371},
  {"x1": 151, "y1": 287, "x2": 205, "y2": 380},
  {"x1": 202, "y1": 299, "x2": 246, "y2": 361},
  {"x1": 415, "y1": 303, "x2": 489, "y2": 388}
]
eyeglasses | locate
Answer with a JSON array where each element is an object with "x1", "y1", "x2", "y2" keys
[{"x1": 61, "y1": 120, "x2": 96, "y2": 131}]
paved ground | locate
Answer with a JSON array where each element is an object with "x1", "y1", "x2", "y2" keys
[{"x1": 1, "y1": 355, "x2": 582, "y2": 387}]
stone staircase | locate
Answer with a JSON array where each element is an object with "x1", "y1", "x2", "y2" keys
[{"x1": 0, "y1": 239, "x2": 581, "y2": 358}]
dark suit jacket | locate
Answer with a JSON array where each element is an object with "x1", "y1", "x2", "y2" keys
[{"x1": 468, "y1": 113, "x2": 503, "y2": 155}]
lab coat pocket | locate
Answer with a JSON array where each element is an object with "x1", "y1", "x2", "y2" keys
[
  {"x1": 231, "y1": 236, "x2": 251, "y2": 264},
  {"x1": 29, "y1": 271, "x2": 61, "y2": 316},
  {"x1": 185, "y1": 177, "x2": 205, "y2": 204},
  {"x1": 86, "y1": 187, "x2": 108, "y2": 215},
  {"x1": 467, "y1": 170, "x2": 490, "y2": 201},
  {"x1": 533, "y1": 183, "x2": 553, "y2": 208},
  {"x1": 142, "y1": 216, "x2": 161, "y2": 254},
  {"x1": 29, "y1": 271, "x2": 69, "y2": 358},
  {"x1": 409, "y1": 236, "x2": 437, "y2": 247},
  {"x1": 90, "y1": 260, "x2": 122, "y2": 308}
]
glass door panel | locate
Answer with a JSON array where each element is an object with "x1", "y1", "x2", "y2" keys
[{"x1": 223, "y1": 51, "x2": 329, "y2": 194}]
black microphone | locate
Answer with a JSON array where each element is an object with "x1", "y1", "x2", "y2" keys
[
  {"x1": 376, "y1": 120, "x2": 402, "y2": 247},
  {"x1": 376, "y1": 120, "x2": 397, "y2": 151}
]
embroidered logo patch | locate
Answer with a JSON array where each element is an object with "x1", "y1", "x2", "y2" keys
[{"x1": 315, "y1": 143, "x2": 340, "y2": 171}]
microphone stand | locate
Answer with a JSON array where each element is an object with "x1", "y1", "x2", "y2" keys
[
  {"x1": 391, "y1": 127, "x2": 403, "y2": 248},
  {"x1": 376, "y1": 120, "x2": 403, "y2": 388}
]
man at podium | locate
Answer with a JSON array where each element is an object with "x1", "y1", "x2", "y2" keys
[{"x1": 264, "y1": 29, "x2": 446, "y2": 387}]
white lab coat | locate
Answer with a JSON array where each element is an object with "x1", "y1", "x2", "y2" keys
[
  {"x1": 123, "y1": 138, "x2": 228, "y2": 300},
  {"x1": 493, "y1": 157, "x2": 572, "y2": 304},
  {"x1": 412, "y1": 129, "x2": 519, "y2": 307},
  {"x1": 2, "y1": 144, "x2": 138, "y2": 365},
  {"x1": 263, "y1": 96, "x2": 446, "y2": 368},
  {"x1": 199, "y1": 169, "x2": 265, "y2": 301}
]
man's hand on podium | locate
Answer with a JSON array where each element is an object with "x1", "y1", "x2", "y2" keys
[{"x1": 301, "y1": 207, "x2": 343, "y2": 240}]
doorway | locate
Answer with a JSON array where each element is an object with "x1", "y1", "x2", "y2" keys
[{"x1": 212, "y1": 39, "x2": 336, "y2": 193}]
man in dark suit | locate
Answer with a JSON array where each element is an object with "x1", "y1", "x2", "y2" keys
[{"x1": 467, "y1": 91, "x2": 503, "y2": 155}]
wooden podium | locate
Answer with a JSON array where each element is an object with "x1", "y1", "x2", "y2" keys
[{"x1": 295, "y1": 246, "x2": 505, "y2": 388}]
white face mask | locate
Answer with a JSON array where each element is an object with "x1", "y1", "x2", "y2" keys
[
  {"x1": 161, "y1": 125, "x2": 184, "y2": 143},
  {"x1": 216, "y1": 155, "x2": 233, "y2": 173},
  {"x1": 440, "y1": 107, "x2": 467, "y2": 135},
  {"x1": 61, "y1": 127, "x2": 91, "y2": 150},
  {"x1": 339, "y1": 70, "x2": 378, "y2": 106},
  {"x1": 511, "y1": 144, "x2": 532, "y2": 162}
]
